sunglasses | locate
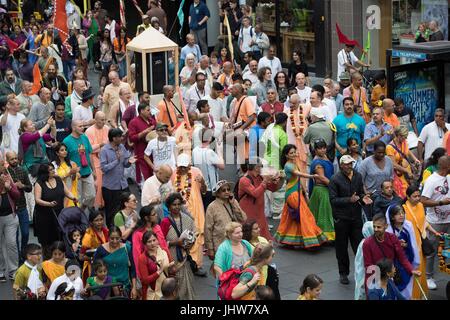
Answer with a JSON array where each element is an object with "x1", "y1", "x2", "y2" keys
[{"x1": 220, "y1": 187, "x2": 231, "y2": 192}]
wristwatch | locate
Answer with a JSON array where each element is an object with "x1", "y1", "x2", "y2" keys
[{"x1": 439, "y1": 200, "x2": 443, "y2": 206}]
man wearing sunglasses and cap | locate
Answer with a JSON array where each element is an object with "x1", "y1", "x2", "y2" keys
[
  {"x1": 204, "y1": 180, "x2": 247, "y2": 261},
  {"x1": 329, "y1": 155, "x2": 373, "y2": 285},
  {"x1": 144, "y1": 122, "x2": 177, "y2": 171}
]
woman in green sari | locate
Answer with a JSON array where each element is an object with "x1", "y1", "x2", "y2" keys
[
  {"x1": 82, "y1": 10, "x2": 99, "y2": 65},
  {"x1": 93, "y1": 227, "x2": 139, "y2": 299}
]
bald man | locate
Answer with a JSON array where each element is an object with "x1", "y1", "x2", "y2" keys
[
  {"x1": 103, "y1": 71, "x2": 132, "y2": 122},
  {"x1": 109, "y1": 86, "x2": 135, "y2": 130},
  {"x1": 382, "y1": 98, "x2": 400, "y2": 128},
  {"x1": 29, "y1": 87, "x2": 55, "y2": 130},
  {"x1": 64, "y1": 79, "x2": 87, "y2": 119},
  {"x1": 85, "y1": 112, "x2": 109, "y2": 209},
  {"x1": 63, "y1": 120, "x2": 95, "y2": 210},
  {"x1": 141, "y1": 164, "x2": 174, "y2": 208},
  {"x1": 157, "y1": 85, "x2": 183, "y2": 135},
  {"x1": 16, "y1": 81, "x2": 40, "y2": 116}
]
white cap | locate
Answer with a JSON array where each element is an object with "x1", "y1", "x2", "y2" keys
[
  {"x1": 177, "y1": 153, "x2": 191, "y2": 167},
  {"x1": 339, "y1": 155, "x2": 356, "y2": 165},
  {"x1": 310, "y1": 107, "x2": 325, "y2": 119}
]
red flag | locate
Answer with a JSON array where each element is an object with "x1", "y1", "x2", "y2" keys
[
  {"x1": 30, "y1": 63, "x2": 42, "y2": 95},
  {"x1": 5, "y1": 36, "x2": 18, "y2": 54},
  {"x1": 336, "y1": 23, "x2": 361, "y2": 48},
  {"x1": 54, "y1": 0, "x2": 68, "y2": 43}
]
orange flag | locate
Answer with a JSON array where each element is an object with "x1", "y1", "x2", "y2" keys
[
  {"x1": 30, "y1": 63, "x2": 42, "y2": 95},
  {"x1": 54, "y1": 0, "x2": 69, "y2": 43}
]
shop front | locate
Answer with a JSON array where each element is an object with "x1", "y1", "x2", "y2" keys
[{"x1": 251, "y1": 0, "x2": 327, "y2": 76}]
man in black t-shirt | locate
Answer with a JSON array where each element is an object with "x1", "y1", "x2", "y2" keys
[
  {"x1": 394, "y1": 97, "x2": 419, "y2": 136},
  {"x1": 54, "y1": 103, "x2": 72, "y2": 142}
]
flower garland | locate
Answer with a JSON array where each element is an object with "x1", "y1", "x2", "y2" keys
[
  {"x1": 175, "y1": 168, "x2": 192, "y2": 202},
  {"x1": 289, "y1": 104, "x2": 305, "y2": 138}
]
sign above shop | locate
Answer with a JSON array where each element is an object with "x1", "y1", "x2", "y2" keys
[{"x1": 392, "y1": 50, "x2": 427, "y2": 60}]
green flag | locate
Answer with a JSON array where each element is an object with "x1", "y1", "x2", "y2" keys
[
  {"x1": 361, "y1": 30, "x2": 371, "y2": 62},
  {"x1": 177, "y1": 0, "x2": 186, "y2": 38}
]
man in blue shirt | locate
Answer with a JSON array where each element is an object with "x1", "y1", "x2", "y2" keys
[
  {"x1": 180, "y1": 33, "x2": 202, "y2": 67},
  {"x1": 100, "y1": 128, "x2": 137, "y2": 227},
  {"x1": 189, "y1": 0, "x2": 210, "y2": 56},
  {"x1": 249, "y1": 111, "x2": 272, "y2": 162},
  {"x1": 364, "y1": 107, "x2": 393, "y2": 156},
  {"x1": 63, "y1": 120, "x2": 95, "y2": 210},
  {"x1": 333, "y1": 97, "x2": 366, "y2": 157}
]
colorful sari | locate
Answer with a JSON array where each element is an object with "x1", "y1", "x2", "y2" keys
[
  {"x1": 274, "y1": 162, "x2": 327, "y2": 248},
  {"x1": 385, "y1": 206, "x2": 420, "y2": 299},
  {"x1": 161, "y1": 213, "x2": 196, "y2": 300},
  {"x1": 42, "y1": 260, "x2": 65, "y2": 285},
  {"x1": 309, "y1": 158, "x2": 335, "y2": 241},
  {"x1": 86, "y1": 18, "x2": 99, "y2": 63},
  {"x1": 54, "y1": 160, "x2": 79, "y2": 207},
  {"x1": 386, "y1": 140, "x2": 411, "y2": 199},
  {"x1": 81, "y1": 227, "x2": 109, "y2": 284},
  {"x1": 403, "y1": 201, "x2": 429, "y2": 300}
]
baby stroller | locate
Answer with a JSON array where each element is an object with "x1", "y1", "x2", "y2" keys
[{"x1": 54, "y1": 206, "x2": 89, "y2": 261}]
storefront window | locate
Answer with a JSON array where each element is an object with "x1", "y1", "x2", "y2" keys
[
  {"x1": 255, "y1": 0, "x2": 316, "y2": 65},
  {"x1": 392, "y1": 0, "x2": 422, "y2": 45}
]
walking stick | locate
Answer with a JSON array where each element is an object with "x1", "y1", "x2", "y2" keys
[{"x1": 414, "y1": 277, "x2": 428, "y2": 300}]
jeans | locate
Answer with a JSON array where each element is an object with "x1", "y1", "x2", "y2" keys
[
  {"x1": 63, "y1": 59, "x2": 76, "y2": 81},
  {"x1": 0, "y1": 213, "x2": 19, "y2": 277},
  {"x1": 15, "y1": 208, "x2": 29, "y2": 263},
  {"x1": 191, "y1": 28, "x2": 208, "y2": 55},
  {"x1": 118, "y1": 57, "x2": 127, "y2": 79}
]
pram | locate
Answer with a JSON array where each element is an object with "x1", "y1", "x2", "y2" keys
[{"x1": 53, "y1": 206, "x2": 89, "y2": 261}]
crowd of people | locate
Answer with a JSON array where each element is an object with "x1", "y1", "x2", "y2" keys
[{"x1": 0, "y1": 1, "x2": 448, "y2": 301}]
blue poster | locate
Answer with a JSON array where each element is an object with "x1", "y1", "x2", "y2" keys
[{"x1": 393, "y1": 65, "x2": 439, "y2": 133}]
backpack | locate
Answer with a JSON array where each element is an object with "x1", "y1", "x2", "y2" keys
[
  {"x1": 233, "y1": 175, "x2": 255, "y2": 203},
  {"x1": 218, "y1": 266, "x2": 256, "y2": 300}
]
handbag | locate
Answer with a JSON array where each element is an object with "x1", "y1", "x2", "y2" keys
[{"x1": 405, "y1": 202, "x2": 435, "y2": 256}]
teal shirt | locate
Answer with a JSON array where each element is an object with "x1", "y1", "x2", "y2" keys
[
  {"x1": 333, "y1": 113, "x2": 366, "y2": 156},
  {"x1": 214, "y1": 239, "x2": 253, "y2": 273},
  {"x1": 63, "y1": 134, "x2": 93, "y2": 176}
]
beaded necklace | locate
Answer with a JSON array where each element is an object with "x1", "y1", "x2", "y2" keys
[
  {"x1": 289, "y1": 104, "x2": 305, "y2": 138},
  {"x1": 175, "y1": 168, "x2": 193, "y2": 202}
]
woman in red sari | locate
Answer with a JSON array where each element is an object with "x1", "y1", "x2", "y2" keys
[{"x1": 238, "y1": 161, "x2": 284, "y2": 240}]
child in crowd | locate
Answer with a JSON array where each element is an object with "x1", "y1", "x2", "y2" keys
[
  {"x1": 297, "y1": 274, "x2": 323, "y2": 300},
  {"x1": 69, "y1": 230, "x2": 83, "y2": 265},
  {"x1": 54, "y1": 282, "x2": 76, "y2": 300},
  {"x1": 84, "y1": 259, "x2": 120, "y2": 299},
  {"x1": 13, "y1": 244, "x2": 47, "y2": 300},
  {"x1": 367, "y1": 258, "x2": 406, "y2": 300}
]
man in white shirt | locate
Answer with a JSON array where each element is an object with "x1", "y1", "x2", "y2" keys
[
  {"x1": 420, "y1": 155, "x2": 450, "y2": 290},
  {"x1": 105, "y1": 15, "x2": 117, "y2": 42},
  {"x1": 72, "y1": 88, "x2": 95, "y2": 131},
  {"x1": 141, "y1": 164, "x2": 174, "y2": 207},
  {"x1": 308, "y1": 90, "x2": 333, "y2": 122},
  {"x1": 184, "y1": 72, "x2": 210, "y2": 113},
  {"x1": 418, "y1": 108, "x2": 450, "y2": 163},
  {"x1": 205, "y1": 82, "x2": 228, "y2": 122},
  {"x1": 337, "y1": 44, "x2": 369, "y2": 82},
  {"x1": 0, "y1": 97, "x2": 25, "y2": 153},
  {"x1": 238, "y1": 16, "x2": 254, "y2": 55},
  {"x1": 242, "y1": 60, "x2": 259, "y2": 87},
  {"x1": 144, "y1": 123, "x2": 178, "y2": 170},
  {"x1": 323, "y1": 85, "x2": 337, "y2": 121},
  {"x1": 295, "y1": 72, "x2": 312, "y2": 104},
  {"x1": 198, "y1": 55, "x2": 214, "y2": 91},
  {"x1": 258, "y1": 46, "x2": 282, "y2": 82}
]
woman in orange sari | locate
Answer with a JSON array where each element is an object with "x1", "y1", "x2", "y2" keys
[
  {"x1": 275, "y1": 144, "x2": 327, "y2": 248},
  {"x1": 403, "y1": 185, "x2": 440, "y2": 299},
  {"x1": 386, "y1": 126, "x2": 421, "y2": 199},
  {"x1": 42, "y1": 241, "x2": 68, "y2": 288},
  {"x1": 80, "y1": 211, "x2": 109, "y2": 284}
]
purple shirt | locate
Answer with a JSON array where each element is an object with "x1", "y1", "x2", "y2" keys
[{"x1": 21, "y1": 132, "x2": 53, "y2": 154}]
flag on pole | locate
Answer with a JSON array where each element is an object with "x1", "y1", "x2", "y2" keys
[
  {"x1": 336, "y1": 23, "x2": 361, "y2": 48},
  {"x1": 54, "y1": 0, "x2": 69, "y2": 43},
  {"x1": 361, "y1": 30, "x2": 371, "y2": 62},
  {"x1": 223, "y1": 14, "x2": 234, "y2": 62},
  {"x1": 120, "y1": 0, "x2": 126, "y2": 27},
  {"x1": 177, "y1": 0, "x2": 186, "y2": 38},
  {"x1": 131, "y1": 0, "x2": 144, "y2": 16},
  {"x1": 30, "y1": 63, "x2": 42, "y2": 95}
]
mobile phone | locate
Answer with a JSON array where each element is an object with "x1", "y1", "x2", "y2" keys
[{"x1": 50, "y1": 111, "x2": 56, "y2": 119}]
